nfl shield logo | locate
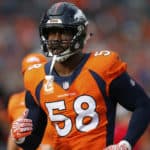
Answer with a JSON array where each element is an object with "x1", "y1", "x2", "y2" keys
[{"x1": 62, "y1": 81, "x2": 69, "y2": 90}]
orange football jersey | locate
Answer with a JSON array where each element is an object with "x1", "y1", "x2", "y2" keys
[
  {"x1": 24, "y1": 50, "x2": 127, "y2": 150},
  {"x1": 8, "y1": 91, "x2": 54, "y2": 150},
  {"x1": 8, "y1": 91, "x2": 26, "y2": 123}
]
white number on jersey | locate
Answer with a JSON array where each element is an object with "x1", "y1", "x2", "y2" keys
[
  {"x1": 94, "y1": 50, "x2": 110, "y2": 56},
  {"x1": 27, "y1": 64, "x2": 42, "y2": 71},
  {"x1": 45, "y1": 95, "x2": 99, "y2": 136}
]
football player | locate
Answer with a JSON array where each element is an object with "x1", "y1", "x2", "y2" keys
[
  {"x1": 7, "y1": 53, "x2": 55, "y2": 150},
  {"x1": 11, "y1": 2, "x2": 150, "y2": 150}
]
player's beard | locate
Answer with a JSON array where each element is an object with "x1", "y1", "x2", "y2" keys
[{"x1": 47, "y1": 40, "x2": 70, "y2": 56}]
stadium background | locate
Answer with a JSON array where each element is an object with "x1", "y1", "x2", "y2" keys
[{"x1": 0, "y1": 0, "x2": 150, "y2": 149}]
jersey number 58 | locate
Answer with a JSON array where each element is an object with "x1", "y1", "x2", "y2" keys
[{"x1": 45, "y1": 95, "x2": 99, "y2": 137}]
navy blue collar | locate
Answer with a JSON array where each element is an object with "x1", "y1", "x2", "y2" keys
[{"x1": 44, "y1": 53, "x2": 90, "y2": 88}]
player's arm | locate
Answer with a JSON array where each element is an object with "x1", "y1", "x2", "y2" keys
[
  {"x1": 109, "y1": 72, "x2": 150, "y2": 148},
  {"x1": 11, "y1": 91, "x2": 47, "y2": 150},
  {"x1": 7, "y1": 96, "x2": 19, "y2": 150}
]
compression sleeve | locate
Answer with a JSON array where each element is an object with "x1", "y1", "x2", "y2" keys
[
  {"x1": 17, "y1": 91, "x2": 47, "y2": 150},
  {"x1": 109, "y1": 72, "x2": 150, "y2": 147}
]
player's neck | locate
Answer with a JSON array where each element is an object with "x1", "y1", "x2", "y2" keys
[{"x1": 54, "y1": 52, "x2": 84, "y2": 77}]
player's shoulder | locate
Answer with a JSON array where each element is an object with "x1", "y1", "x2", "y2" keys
[
  {"x1": 8, "y1": 91, "x2": 25, "y2": 110},
  {"x1": 24, "y1": 63, "x2": 45, "y2": 82},
  {"x1": 87, "y1": 50, "x2": 124, "y2": 68},
  {"x1": 24, "y1": 62, "x2": 46, "y2": 90},
  {"x1": 90, "y1": 50, "x2": 121, "y2": 62},
  {"x1": 9, "y1": 91, "x2": 25, "y2": 103},
  {"x1": 86, "y1": 50, "x2": 127, "y2": 78},
  {"x1": 25, "y1": 62, "x2": 45, "y2": 76}
]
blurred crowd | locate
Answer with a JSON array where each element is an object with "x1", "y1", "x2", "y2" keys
[{"x1": 0, "y1": 0, "x2": 150, "y2": 149}]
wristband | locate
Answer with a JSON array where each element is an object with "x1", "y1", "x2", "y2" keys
[
  {"x1": 15, "y1": 137, "x2": 26, "y2": 144},
  {"x1": 118, "y1": 140, "x2": 132, "y2": 150}
]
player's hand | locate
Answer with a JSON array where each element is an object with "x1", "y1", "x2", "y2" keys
[
  {"x1": 11, "y1": 109, "x2": 33, "y2": 142},
  {"x1": 103, "y1": 140, "x2": 132, "y2": 150}
]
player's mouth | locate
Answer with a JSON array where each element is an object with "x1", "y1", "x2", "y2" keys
[{"x1": 51, "y1": 49, "x2": 64, "y2": 55}]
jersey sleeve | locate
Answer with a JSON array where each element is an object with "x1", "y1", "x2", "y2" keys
[
  {"x1": 7, "y1": 95, "x2": 16, "y2": 122},
  {"x1": 17, "y1": 91, "x2": 47, "y2": 149},
  {"x1": 109, "y1": 72, "x2": 150, "y2": 147},
  {"x1": 102, "y1": 51, "x2": 127, "y2": 95},
  {"x1": 7, "y1": 92, "x2": 26, "y2": 122},
  {"x1": 103, "y1": 51, "x2": 127, "y2": 84},
  {"x1": 24, "y1": 63, "x2": 45, "y2": 105},
  {"x1": 89, "y1": 50, "x2": 127, "y2": 95}
]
